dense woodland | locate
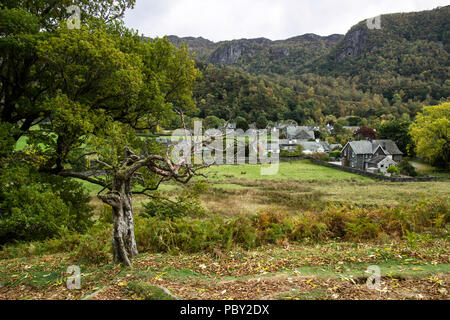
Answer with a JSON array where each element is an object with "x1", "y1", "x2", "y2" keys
[{"x1": 166, "y1": 6, "x2": 449, "y2": 126}]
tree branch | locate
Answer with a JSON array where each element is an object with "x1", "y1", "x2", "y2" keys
[{"x1": 58, "y1": 171, "x2": 107, "y2": 187}]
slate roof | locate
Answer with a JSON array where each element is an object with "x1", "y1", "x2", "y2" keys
[
  {"x1": 346, "y1": 140, "x2": 403, "y2": 155},
  {"x1": 286, "y1": 126, "x2": 315, "y2": 140},
  {"x1": 367, "y1": 155, "x2": 387, "y2": 164},
  {"x1": 319, "y1": 141, "x2": 331, "y2": 152},
  {"x1": 371, "y1": 140, "x2": 403, "y2": 155},
  {"x1": 347, "y1": 141, "x2": 373, "y2": 154},
  {"x1": 278, "y1": 139, "x2": 295, "y2": 145},
  {"x1": 299, "y1": 141, "x2": 325, "y2": 153}
]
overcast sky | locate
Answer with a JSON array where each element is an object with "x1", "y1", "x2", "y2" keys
[{"x1": 123, "y1": 0, "x2": 449, "y2": 42}]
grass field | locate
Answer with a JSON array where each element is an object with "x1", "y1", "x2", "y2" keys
[
  {"x1": 1, "y1": 159, "x2": 448, "y2": 300},
  {"x1": 202, "y1": 160, "x2": 369, "y2": 181},
  {"x1": 79, "y1": 160, "x2": 449, "y2": 216},
  {"x1": 183, "y1": 160, "x2": 449, "y2": 216}
]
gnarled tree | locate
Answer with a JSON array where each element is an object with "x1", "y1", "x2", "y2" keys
[
  {"x1": 1, "y1": 3, "x2": 202, "y2": 265},
  {"x1": 64, "y1": 143, "x2": 206, "y2": 266}
]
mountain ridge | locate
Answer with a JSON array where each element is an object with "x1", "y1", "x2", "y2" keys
[{"x1": 161, "y1": 6, "x2": 449, "y2": 126}]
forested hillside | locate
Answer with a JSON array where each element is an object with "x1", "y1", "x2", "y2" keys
[
  {"x1": 165, "y1": 6, "x2": 449, "y2": 125},
  {"x1": 311, "y1": 5, "x2": 450, "y2": 102},
  {"x1": 193, "y1": 61, "x2": 420, "y2": 124}
]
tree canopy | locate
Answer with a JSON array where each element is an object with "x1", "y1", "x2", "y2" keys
[
  {"x1": 409, "y1": 103, "x2": 450, "y2": 168},
  {"x1": 0, "y1": 1, "x2": 202, "y2": 264}
]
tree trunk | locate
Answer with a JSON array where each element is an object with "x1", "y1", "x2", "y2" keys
[{"x1": 99, "y1": 177, "x2": 138, "y2": 266}]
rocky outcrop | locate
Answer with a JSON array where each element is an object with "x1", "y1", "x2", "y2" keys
[
  {"x1": 165, "y1": 35, "x2": 217, "y2": 59},
  {"x1": 336, "y1": 27, "x2": 367, "y2": 61},
  {"x1": 205, "y1": 34, "x2": 343, "y2": 66},
  {"x1": 208, "y1": 39, "x2": 268, "y2": 65}
]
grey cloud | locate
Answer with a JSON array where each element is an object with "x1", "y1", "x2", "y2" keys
[{"x1": 124, "y1": 0, "x2": 449, "y2": 41}]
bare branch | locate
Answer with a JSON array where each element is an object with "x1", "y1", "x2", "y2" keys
[
  {"x1": 58, "y1": 171, "x2": 107, "y2": 187},
  {"x1": 132, "y1": 176, "x2": 168, "y2": 194}
]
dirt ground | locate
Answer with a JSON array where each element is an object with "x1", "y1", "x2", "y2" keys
[{"x1": 1, "y1": 240, "x2": 448, "y2": 300}]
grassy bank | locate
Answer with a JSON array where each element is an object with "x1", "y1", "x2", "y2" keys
[{"x1": 1, "y1": 160, "x2": 448, "y2": 300}]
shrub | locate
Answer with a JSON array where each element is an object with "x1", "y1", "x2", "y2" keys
[
  {"x1": 403, "y1": 230, "x2": 432, "y2": 248},
  {"x1": 142, "y1": 182, "x2": 208, "y2": 218},
  {"x1": 0, "y1": 163, "x2": 93, "y2": 244},
  {"x1": 133, "y1": 197, "x2": 449, "y2": 254},
  {"x1": 398, "y1": 160, "x2": 418, "y2": 177},
  {"x1": 280, "y1": 144, "x2": 304, "y2": 158},
  {"x1": 70, "y1": 222, "x2": 111, "y2": 264},
  {"x1": 4, "y1": 198, "x2": 446, "y2": 259},
  {"x1": 329, "y1": 150, "x2": 341, "y2": 160},
  {"x1": 387, "y1": 165, "x2": 400, "y2": 176},
  {"x1": 311, "y1": 153, "x2": 330, "y2": 161},
  {"x1": 0, "y1": 221, "x2": 114, "y2": 261},
  {"x1": 0, "y1": 229, "x2": 82, "y2": 259},
  {"x1": 345, "y1": 214, "x2": 380, "y2": 240},
  {"x1": 0, "y1": 185, "x2": 72, "y2": 243},
  {"x1": 0, "y1": 122, "x2": 17, "y2": 159}
]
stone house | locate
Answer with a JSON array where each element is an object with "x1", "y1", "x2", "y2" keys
[
  {"x1": 286, "y1": 126, "x2": 315, "y2": 140},
  {"x1": 341, "y1": 139, "x2": 403, "y2": 171},
  {"x1": 370, "y1": 140, "x2": 403, "y2": 162},
  {"x1": 274, "y1": 124, "x2": 315, "y2": 140},
  {"x1": 299, "y1": 141, "x2": 325, "y2": 154},
  {"x1": 366, "y1": 155, "x2": 398, "y2": 174}
]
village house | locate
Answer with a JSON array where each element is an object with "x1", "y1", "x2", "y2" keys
[
  {"x1": 278, "y1": 139, "x2": 327, "y2": 154},
  {"x1": 272, "y1": 124, "x2": 316, "y2": 140},
  {"x1": 341, "y1": 139, "x2": 403, "y2": 171},
  {"x1": 365, "y1": 155, "x2": 399, "y2": 174},
  {"x1": 371, "y1": 140, "x2": 404, "y2": 162},
  {"x1": 286, "y1": 126, "x2": 315, "y2": 140},
  {"x1": 299, "y1": 141, "x2": 326, "y2": 154}
]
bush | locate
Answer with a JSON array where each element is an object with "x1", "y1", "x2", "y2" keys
[
  {"x1": 70, "y1": 222, "x2": 111, "y2": 264},
  {"x1": 387, "y1": 165, "x2": 400, "y2": 176},
  {"x1": 345, "y1": 214, "x2": 380, "y2": 240},
  {"x1": 329, "y1": 150, "x2": 341, "y2": 160},
  {"x1": 0, "y1": 122, "x2": 17, "y2": 159},
  {"x1": 0, "y1": 164, "x2": 93, "y2": 244},
  {"x1": 0, "y1": 221, "x2": 113, "y2": 262},
  {"x1": 0, "y1": 229, "x2": 82, "y2": 259},
  {"x1": 2, "y1": 198, "x2": 447, "y2": 259},
  {"x1": 142, "y1": 182, "x2": 208, "y2": 218},
  {"x1": 134, "y1": 197, "x2": 449, "y2": 253},
  {"x1": 311, "y1": 152, "x2": 330, "y2": 162},
  {"x1": 398, "y1": 160, "x2": 418, "y2": 177},
  {"x1": 0, "y1": 185, "x2": 71, "y2": 243},
  {"x1": 280, "y1": 145, "x2": 304, "y2": 157}
]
